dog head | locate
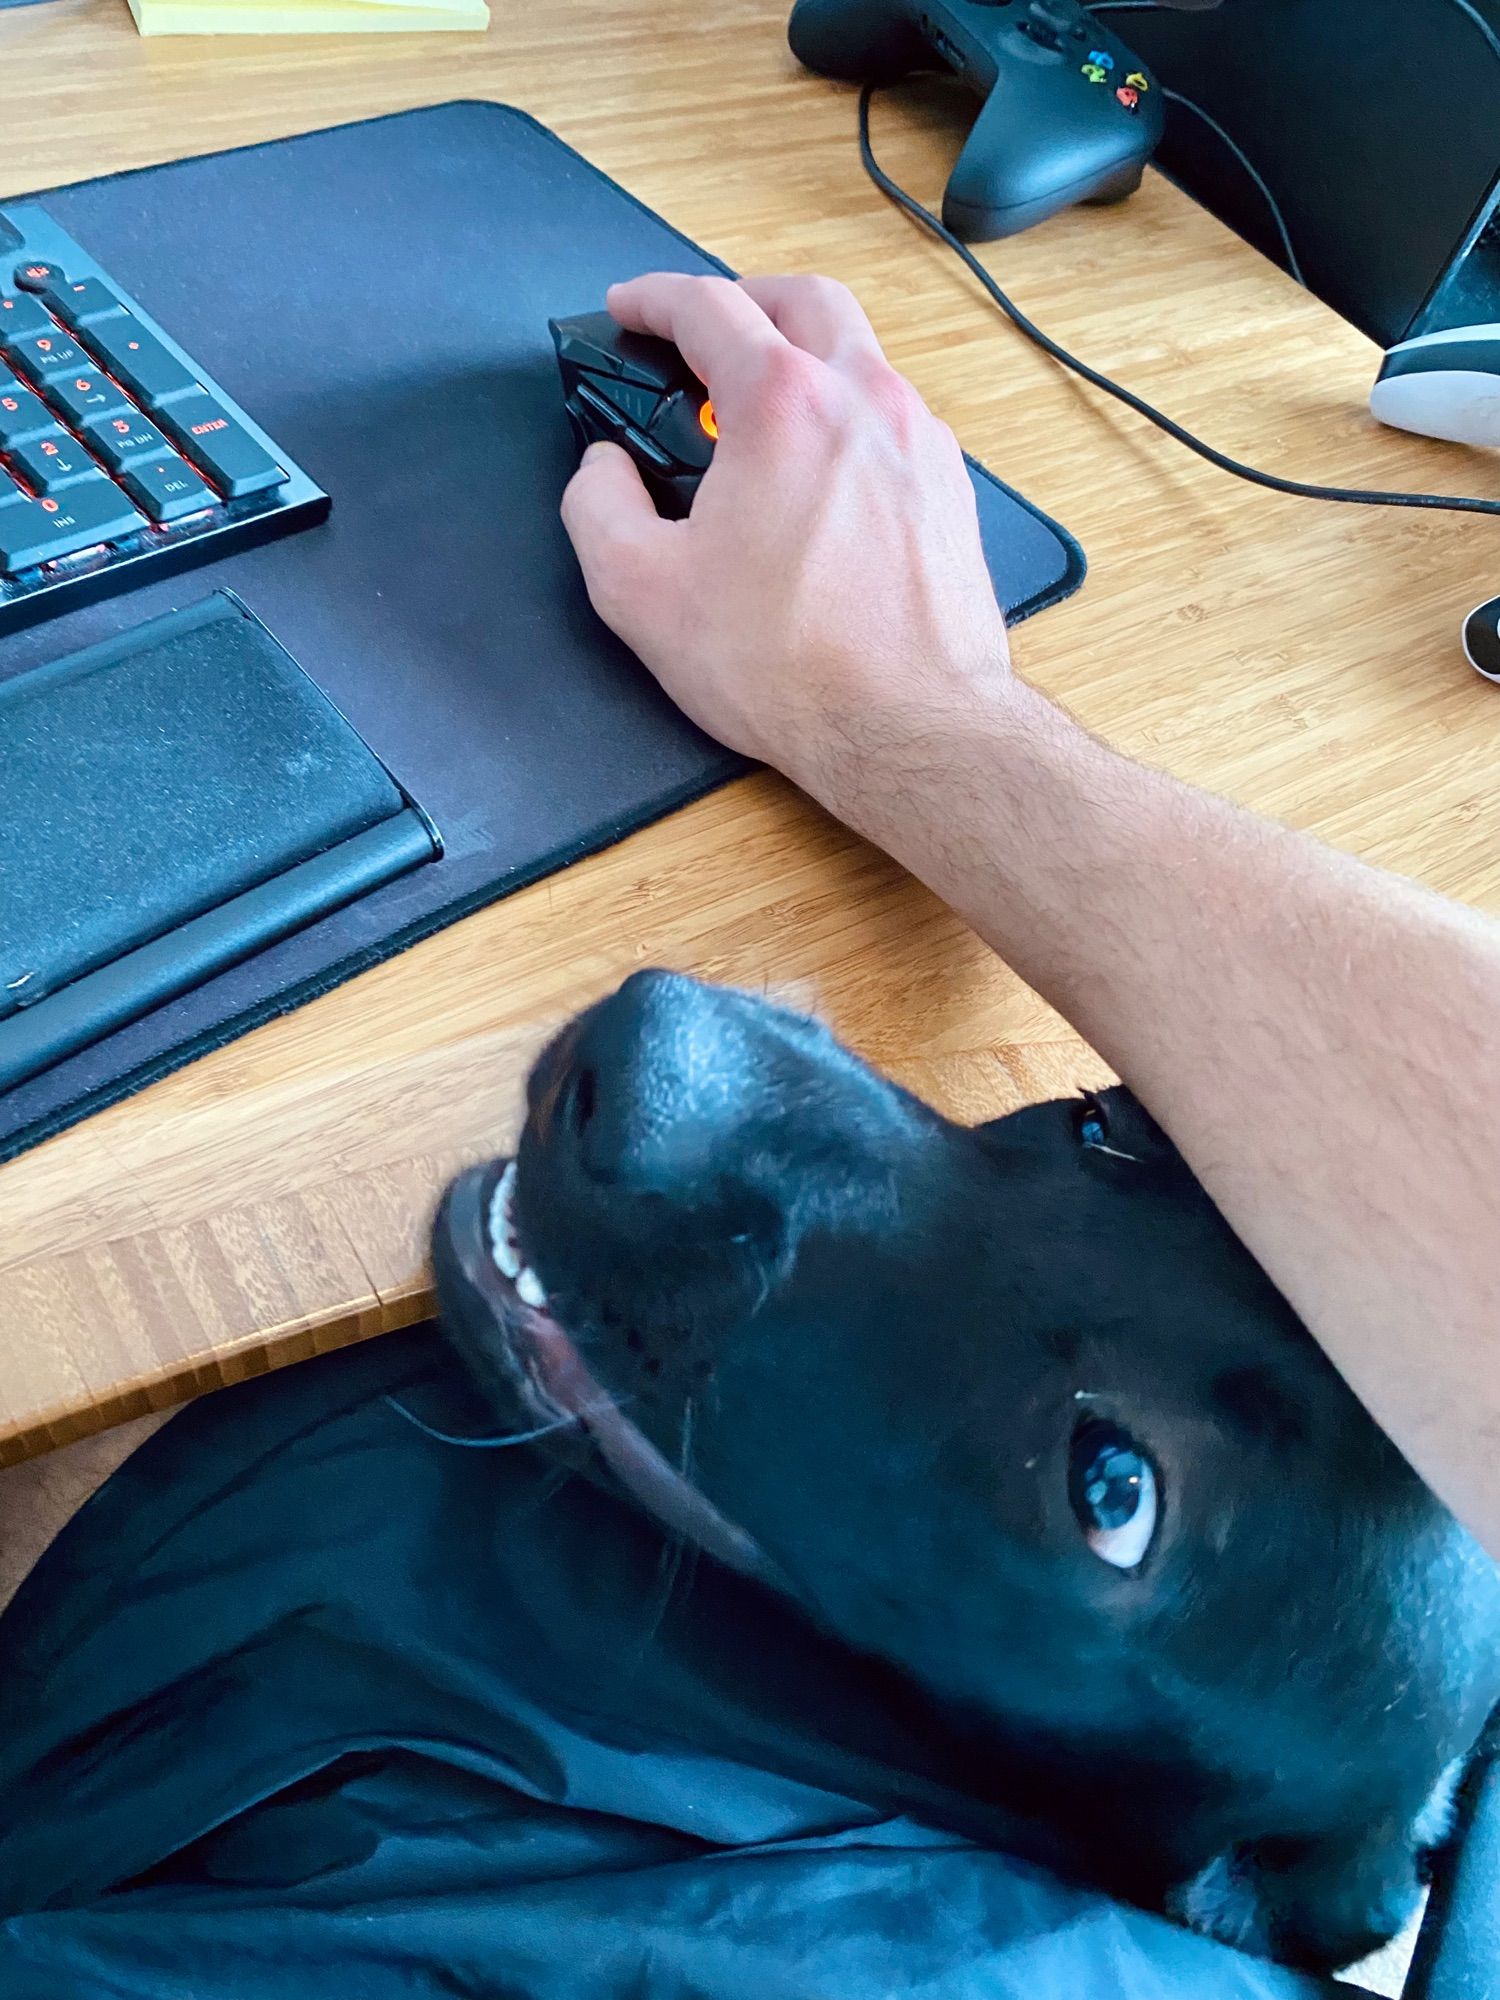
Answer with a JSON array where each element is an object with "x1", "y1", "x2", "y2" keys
[{"x1": 435, "y1": 970, "x2": 1500, "y2": 1969}]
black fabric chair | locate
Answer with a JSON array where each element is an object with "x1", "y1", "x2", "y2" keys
[{"x1": 0, "y1": 1327, "x2": 1478, "y2": 2000}]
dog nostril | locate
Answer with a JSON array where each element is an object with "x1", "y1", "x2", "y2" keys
[{"x1": 564, "y1": 1065, "x2": 597, "y2": 1139}]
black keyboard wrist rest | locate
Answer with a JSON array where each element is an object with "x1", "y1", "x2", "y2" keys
[{"x1": 0, "y1": 809, "x2": 436, "y2": 1094}]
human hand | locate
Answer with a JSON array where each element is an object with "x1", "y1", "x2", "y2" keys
[{"x1": 559, "y1": 273, "x2": 1013, "y2": 805}]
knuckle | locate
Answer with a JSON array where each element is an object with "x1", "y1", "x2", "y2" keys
[
  {"x1": 756, "y1": 343, "x2": 844, "y2": 429},
  {"x1": 854, "y1": 355, "x2": 936, "y2": 445},
  {"x1": 691, "y1": 273, "x2": 741, "y2": 309},
  {"x1": 863, "y1": 355, "x2": 921, "y2": 415},
  {"x1": 801, "y1": 272, "x2": 854, "y2": 311}
]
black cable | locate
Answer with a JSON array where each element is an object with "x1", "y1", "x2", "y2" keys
[
  {"x1": 1084, "y1": 2, "x2": 1311, "y2": 288},
  {"x1": 1089, "y1": 0, "x2": 1500, "y2": 285},
  {"x1": 857, "y1": 85, "x2": 1500, "y2": 520},
  {"x1": 1160, "y1": 87, "x2": 1305, "y2": 287}
]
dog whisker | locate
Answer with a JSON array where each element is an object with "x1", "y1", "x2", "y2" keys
[
  {"x1": 383, "y1": 1392, "x2": 628, "y2": 1451},
  {"x1": 628, "y1": 1395, "x2": 703, "y2": 1660},
  {"x1": 527, "y1": 1462, "x2": 580, "y2": 1513}
]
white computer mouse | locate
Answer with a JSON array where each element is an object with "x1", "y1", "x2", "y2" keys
[
  {"x1": 1462, "y1": 595, "x2": 1500, "y2": 682},
  {"x1": 1370, "y1": 326, "x2": 1500, "y2": 447}
]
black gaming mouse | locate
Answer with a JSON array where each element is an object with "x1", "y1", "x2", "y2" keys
[{"x1": 549, "y1": 310, "x2": 717, "y2": 519}]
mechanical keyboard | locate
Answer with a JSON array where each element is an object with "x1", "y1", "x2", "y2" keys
[{"x1": 0, "y1": 204, "x2": 327, "y2": 638}]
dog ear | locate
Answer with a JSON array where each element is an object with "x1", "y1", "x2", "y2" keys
[{"x1": 1167, "y1": 1830, "x2": 1424, "y2": 1973}]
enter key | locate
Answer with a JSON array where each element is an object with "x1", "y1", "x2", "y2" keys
[{"x1": 157, "y1": 390, "x2": 287, "y2": 500}]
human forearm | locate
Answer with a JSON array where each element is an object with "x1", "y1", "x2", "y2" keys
[
  {"x1": 559, "y1": 270, "x2": 1500, "y2": 1553},
  {"x1": 818, "y1": 676, "x2": 1500, "y2": 1553}
]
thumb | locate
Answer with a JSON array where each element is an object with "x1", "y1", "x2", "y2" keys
[{"x1": 560, "y1": 442, "x2": 670, "y2": 628}]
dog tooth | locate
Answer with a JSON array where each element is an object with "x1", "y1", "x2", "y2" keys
[
  {"x1": 488, "y1": 1161, "x2": 522, "y2": 1280},
  {"x1": 516, "y1": 1266, "x2": 547, "y2": 1309}
]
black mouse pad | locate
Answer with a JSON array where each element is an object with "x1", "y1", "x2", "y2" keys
[{"x1": 0, "y1": 100, "x2": 1085, "y2": 1164}]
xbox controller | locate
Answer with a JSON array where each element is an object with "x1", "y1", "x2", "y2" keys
[{"x1": 788, "y1": 0, "x2": 1166, "y2": 240}]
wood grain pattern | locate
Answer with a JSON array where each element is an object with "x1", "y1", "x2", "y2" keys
[{"x1": 1, "y1": 0, "x2": 1496, "y2": 1464}]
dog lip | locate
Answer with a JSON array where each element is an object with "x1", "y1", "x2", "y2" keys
[
  {"x1": 444, "y1": 1163, "x2": 795, "y2": 1599},
  {"x1": 521, "y1": 1312, "x2": 797, "y2": 1595}
]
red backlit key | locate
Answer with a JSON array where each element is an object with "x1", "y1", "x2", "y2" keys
[
  {"x1": 8, "y1": 428, "x2": 99, "y2": 495},
  {"x1": 0, "y1": 375, "x2": 54, "y2": 450},
  {"x1": 157, "y1": 391, "x2": 285, "y2": 499},
  {"x1": 45, "y1": 369, "x2": 132, "y2": 426},
  {"x1": 8, "y1": 329, "x2": 89, "y2": 384},
  {"x1": 0, "y1": 475, "x2": 145, "y2": 575},
  {"x1": 118, "y1": 454, "x2": 215, "y2": 523},
  {"x1": 38, "y1": 277, "x2": 128, "y2": 329},
  {"x1": 0, "y1": 291, "x2": 55, "y2": 346},
  {"x1": 83, "y1": 409, "x2": 175, "y2": 471},
  {"x1": 81, "y1": 317, "x2": 197, "y2": 406}
]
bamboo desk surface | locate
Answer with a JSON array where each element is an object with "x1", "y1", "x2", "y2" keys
[{"x1": 0, "y1": 0, "x2": 1495, "y2": 1464}]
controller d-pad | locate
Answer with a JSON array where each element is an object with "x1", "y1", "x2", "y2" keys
[{"x1": 1017, "y1": 0, "x2": 1073, "y2": 44}]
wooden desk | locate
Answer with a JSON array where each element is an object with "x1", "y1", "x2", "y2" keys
[{"x1": 0, "y1": 0, "x2": 1495, "y2": 1465}]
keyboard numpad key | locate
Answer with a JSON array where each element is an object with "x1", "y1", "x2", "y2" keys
[
  {"x1": 81, "y1": 317, "x2": 198, "y2": 406},
  {"x1": 0, "y1": 376, "x2": 54, "y2": 449},
  {"x1": 157, "y1": 390, "x2": 285, "y2": 499},
  {"x1": 84, "y1": 409, "x2": 175, "y2": 471},
  {"x1": 0, "y1": 475, "x2": 145, "y2": 574},
  {"x1": 39, "y1": 277, "x2": 127, "y2": 329},
  {"x1": 8, "y1": 428, "x2": 99, "y2": 495},
  {"x1": 44, "y1": 369, "x2": 133, "y2": 426},
  {"x1": 119, "y1": 454, "x2": 215, "y2": 523},
  {"x1": 0, "y1": 292, "x2": 56, "y2": 344},
  {"x1": 7, "y1": 329, "x2": 89, "y2": 383}
]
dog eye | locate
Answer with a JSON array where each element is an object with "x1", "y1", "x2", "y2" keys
[
  {"x1": 1068, "y1": 1422, "x2": 1159, "y2": 1571},
  {"x1": 1076, "y1": 1099, "x2": 1109, "y2": 1149}
]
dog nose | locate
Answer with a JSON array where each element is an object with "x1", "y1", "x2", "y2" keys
[{"x1": 556, "y1": 969, "x2": 749, "y2": 1193}]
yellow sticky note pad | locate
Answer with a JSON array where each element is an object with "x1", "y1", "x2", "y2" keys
[{"x1": 128, "y1": 0, "x2": 490, "y2": 32}]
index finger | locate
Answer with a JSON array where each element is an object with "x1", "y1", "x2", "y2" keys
[{"x1": 607, "y1": 273, "x2": 788, "y2": 416}]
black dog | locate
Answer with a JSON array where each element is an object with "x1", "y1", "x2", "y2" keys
[{"x1": 433, "y1": 969, "x2": 1500, "y2": 1973}]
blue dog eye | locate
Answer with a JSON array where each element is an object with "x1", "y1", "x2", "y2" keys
[
  {"x1": 1069, "y1": 1422, "x2": 1159, "y2": 1571},
  {"x1": 1076, "y1": 1100, "x2": 1109, "y2": 1149}
]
